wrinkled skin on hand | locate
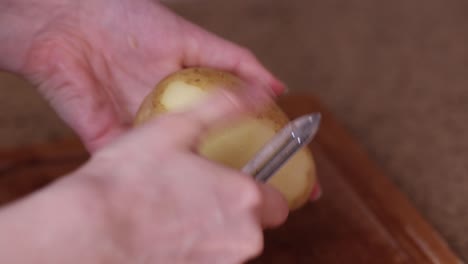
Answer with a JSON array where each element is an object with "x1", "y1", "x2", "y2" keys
[{"x1": 15, "y1": 0, "x2": 284, "y2": 151}]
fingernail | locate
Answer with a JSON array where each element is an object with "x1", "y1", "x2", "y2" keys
[
  {"x1": 309, "y1": 182, "x2": 322, "y2": 201},
  {"x1": 271, "y1": 79, "x2": 287, "y2": 96}
]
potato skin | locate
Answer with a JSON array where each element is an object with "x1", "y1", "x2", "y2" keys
[
  {"x1": 135, "y1": 67, "x2": 317, "y2": 210},
  {"x1": 135, "y1": 67, "x2": 288, "y2": 127},
  {"x1": 136, "y1": 68, "x2": 235, "y2": 120}
]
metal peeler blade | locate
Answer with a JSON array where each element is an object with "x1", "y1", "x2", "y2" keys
[{"x1": 241, "y1": 113, "x2": 321, "y2": 183}]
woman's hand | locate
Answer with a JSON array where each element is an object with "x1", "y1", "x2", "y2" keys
[
  {"x1": 0, "y1": 88, "x2": 288, "y2": 264},
  {"x1": 88, "y1": 88, "x2": 288, "y2": 263},
  {"x1": 1, "y1": 0, "x2": 284, "y2": 151}
]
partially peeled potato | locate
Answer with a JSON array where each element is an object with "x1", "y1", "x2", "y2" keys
[{"x1": 135, "y1": 67, "x2": 317, "y2": 210}]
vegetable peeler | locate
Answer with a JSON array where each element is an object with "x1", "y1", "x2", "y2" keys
[{"x1": 241, "y1": 113, "x2": 321, "y2": 183}]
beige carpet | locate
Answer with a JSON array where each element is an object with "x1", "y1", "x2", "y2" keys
[{"x1": 1, "y1": 0, "x2": 468, "y2": 260}]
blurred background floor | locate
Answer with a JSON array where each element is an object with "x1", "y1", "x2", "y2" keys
[{"x1": 1, "y1": 0, "x2": 468, "y2": 260}]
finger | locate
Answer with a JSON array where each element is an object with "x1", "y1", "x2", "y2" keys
[
  {"x1": 181, "y1": 23, "x2": 286, "y2": 95},
  {"x1": 258, "y1": 184, "x2": 289, "y2": 229}
]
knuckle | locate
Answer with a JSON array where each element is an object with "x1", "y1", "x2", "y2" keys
[
  {"x1": 232, "y1": 217, "x2": 264, "y2": 262},
  {"x1": 244, "y1": 228, "x2": 264, "y2": 258}
]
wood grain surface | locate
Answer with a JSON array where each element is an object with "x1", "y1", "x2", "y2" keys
[{"x1": 0, "y1": 93, "x2": 462, "y2": 263}]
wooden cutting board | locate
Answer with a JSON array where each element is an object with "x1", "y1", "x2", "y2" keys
[{"x1": 0, "y1": 94, "x2": 462, "y2": 263}]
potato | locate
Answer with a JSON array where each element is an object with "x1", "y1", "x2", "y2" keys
[{"x1": 135, "y1": 67, "x2": 317, "y2": 210}]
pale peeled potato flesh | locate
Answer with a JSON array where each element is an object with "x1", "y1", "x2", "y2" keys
[{"x1": 135, "y1": 67, "x2": 317, "y2": 210}]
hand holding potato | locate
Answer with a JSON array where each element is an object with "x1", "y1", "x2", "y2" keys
[
  {"x1": 1, "y1": 0, "x2": 284, "y2": 151},
  {"x1": 0, "y1": 0, "x2": 321, "y2": 262},
  {"x1": 135, "y1": 68, "x2": 319, "y2": 210}
]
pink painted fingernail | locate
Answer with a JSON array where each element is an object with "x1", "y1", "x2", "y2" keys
[
  {"x1": 309, "y1": 182, "x2": 322, "y2": 201},
  {"x1": 271, "y1": 79, "x2": 287, "y2": 96}
]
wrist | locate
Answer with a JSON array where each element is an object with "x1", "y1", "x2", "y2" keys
[
  {"x1": 73, "y1": 159, "x2": 148, "y2": 263},
  {"x1": 0, "y1": 166, "x2": 127, "y2": 263},
  {"x1": 48, "y1": 169, "x2": 130, "y2": 263}
]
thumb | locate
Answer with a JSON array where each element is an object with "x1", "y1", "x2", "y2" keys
[{"x1": 169, "y1": 84, "x2": 274, "y2": 148}]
